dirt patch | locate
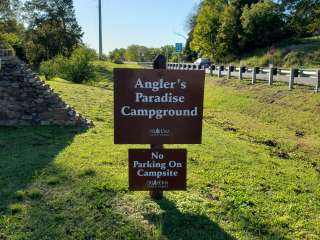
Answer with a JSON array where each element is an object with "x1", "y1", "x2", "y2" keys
[
  {"x1": 223, "y1": 127, "x2": 238, "y2": 132},
  {"x1": 256, "y1": 90, "x2": 289, "y2": 104},
  {"x1": 272, "y1": 150, "x2": 290, "y2": 159},
  {"x1": 259, "y1": 183, "x2": 271, "y2": 192},
  {"x1": 203, "y1": 115, "x2": 216, "y2": 124},
  {"x1": 295, "y1": 130, "x2": 305, "y2": 137},
  {"x1": 256, "y1": 139, "x2": 278, "y2": 147},
  {"x1": 207, "y1": 194, "x2": 220, "y2": 201},
  {"x1": 214, "y1": 78, "x2": 230, "y2": 86}
]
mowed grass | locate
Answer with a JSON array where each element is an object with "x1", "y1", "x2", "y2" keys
[{"x1": 1, "y1": 62, "x2": 320, "y2": 239}]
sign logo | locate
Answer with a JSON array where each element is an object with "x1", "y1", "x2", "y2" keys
[{"x1": 149, "y1": 128, "x2": 170, "y2": 137}]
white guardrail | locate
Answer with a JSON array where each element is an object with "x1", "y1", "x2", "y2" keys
[{"x1": 167, "y1": 63, "x2": 320, "y2": 92}]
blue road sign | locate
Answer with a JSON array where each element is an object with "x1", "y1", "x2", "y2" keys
[{"x1": 175, "y1": 43, "x2": 183, "y2": 53}]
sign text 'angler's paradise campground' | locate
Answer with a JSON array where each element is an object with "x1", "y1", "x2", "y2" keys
[
  {"x1": 121, "y1": 78, "x2": 198, "y2": 119},
  {"x1": 114, "y1": 67, "x2": 205, "y2": 193}
]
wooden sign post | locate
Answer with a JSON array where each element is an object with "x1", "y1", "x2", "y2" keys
[
  {"x1": 151, "y1": 55, "x2": 165, "y2": 199},
  {"x1": 114, "y1": 55, "x2": 205, "y2": 200},
  {"x1": 150, "y1": 55, "x2": 165, "y2": 199}
]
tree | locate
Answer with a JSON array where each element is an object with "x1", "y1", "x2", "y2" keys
[
  {"x1": 24, "y1": 0, "x2": 82, "y2": 65},
  {"x1": 184, "y1": 4, "x2": 200, "y2": 62},
  {"x1": 160, "y1": 45, "x2": 178, "y2": 62},
  {"x1": 0, "y1": 0, "x2": 20, "y2": 21},
  {"x1": 241, "y1": 0, "x2": 286, "y2": 49},
  {"x1": 187, "y1": 0, "x2": 320, "y2": 62},
  {"x1": 125, "y1": 45, "x2": 145, "y2": 62},
  {"x1": 281, "y1": 0, "x2": 320, "y2": 36},
  {"x1": 108, "y1": 48, "x2": 126, "y2": 63},
  {"x1": 215, "y1": 3, "x2": 242, "y2": 62},
  {"x1": 0, "y1": 0, "x2": 26, "y2": 60},
  {"x1": 190, "y1": 0, "x2": 225, "y2": 60}
]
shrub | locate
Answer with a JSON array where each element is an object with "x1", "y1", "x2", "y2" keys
[
  {"x1": 40, "y1": 55, "x2": 66, "y2": 80},
  {"x1": 283, "y1": 51, "x2": 304, "y2": 67},
  {"x1": 40, "y1": 47, "x2": 96, "y2": 83},
  {"x1": 62, "y1": 47, "x2": 96, "y2": 83}
]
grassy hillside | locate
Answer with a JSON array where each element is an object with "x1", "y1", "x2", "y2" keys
[
  {"x1": 232, "y1": 36, "x2": 320, "y2": 68},
  {"x1": 0, "y1": 62, "x2": 320, "y2": 239}
]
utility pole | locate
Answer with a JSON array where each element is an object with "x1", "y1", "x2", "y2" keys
[{"x1": 99, "y1": 0, "x2": 103, "y2": 59}]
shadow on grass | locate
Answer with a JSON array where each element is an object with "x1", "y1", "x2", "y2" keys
[
  {"x1": 0, "y1": 126, "x2": 83, "y2": 212},
  {"x1": 144, "y1": 198, "x2": 235, "y2": 240},
  {"x1": 19, "y1": 182, "x2": 155, "y2": 239}
]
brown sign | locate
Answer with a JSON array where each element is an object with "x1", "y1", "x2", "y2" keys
[
  {"x1": 114, "y1": 69, "x2": 205, "y2": 144},
  {"x1": 128, "y1": 149, "x2": 187, "y2": 191}
]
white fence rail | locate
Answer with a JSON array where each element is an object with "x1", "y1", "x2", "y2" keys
[{"x1": 167, "y1": 63, "x2": 320, "y2": 92}]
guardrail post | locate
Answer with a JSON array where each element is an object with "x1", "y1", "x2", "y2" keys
[
  {"x1": 252, "y1": 67, "x2": 257, "y2": 84},
  {"x1": 268, "y1": 67, "x2": 274, "y2": 85},
  {"x1": 289, "y1": 68, "x2": 295, "y2": 91},
  {"x1": 218, "y1": 66, "x2": 222, "y2": 78},
  {"x1": 209, "y1": 66, "x2": 213, "y2": 76},
  {"x1": 227, "y1": 66, "x2": 231, "y2": 79},
  {"x1": 316, "y1": 69, "x2": 320, "y2": 93}
]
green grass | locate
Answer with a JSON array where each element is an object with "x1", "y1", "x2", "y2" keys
[
  {"x1": 89, "y1": 61, "x2": 141, "y2": 89},
  {"x1": 0, "y1": 62, "x2": 320, "y2": 239},
  {"x1": 232, "y1": 36, "x2": 320, "y2": 68}
]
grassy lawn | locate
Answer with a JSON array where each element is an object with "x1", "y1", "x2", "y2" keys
[{"x1": 1, "y1": 62, "x2": 320, "y2": 239}]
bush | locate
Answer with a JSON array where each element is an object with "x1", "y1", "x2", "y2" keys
[
  {"x1": 40, "y1": 47, "x2": 96, "y2": 83},
  {"x1": 63, "y1": 47, "x2": 96, "y2": 83},
  {"x1": 114, "y1": 59, "x2": 123, "y2": 64},
  {"x1": 40, "y1": 55, "x2": 66, "y2": 80}
]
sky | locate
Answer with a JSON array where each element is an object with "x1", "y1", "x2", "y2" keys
[{"x1": 73, "y1": 0, "x2": 201, "y2": 54}]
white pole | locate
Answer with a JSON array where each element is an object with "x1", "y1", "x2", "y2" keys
[
  {"x1": 268, "y1": 67, "x2": 274, "y2": 85},
  {"x1": 289, "y1": 68, "x2": 295, "y2": 91},
  {"x1": 252, "y1": 67, "x2": 257, "y2": 84},
  {"x1": 315, "y1": 69, "x2": 320, "y2": 93}
]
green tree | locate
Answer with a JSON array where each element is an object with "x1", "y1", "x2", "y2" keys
[
  {"x1": 190, "y1": 0, "x2": 225, "y2": 60},
  {"x1": 241, "y1": 0, "x2": 286, "y2": 49},
  {"x1": 215, "y1": 3, "x2": 242, "y2": 62},
  {"x1": 0, "y1": 0, "x2": 20, "y2": 21},
  {"x1": 24, "y1": 0, "x2": 82, "y2": 65},
  {"x1": 282, "y1": 0, "x2": 320, "y2": 36},
  {"x1": 125, "y1": 45, "x2": 150, "y2": 62},
  {"x1": 160, "y1": 45, "x2": 177, "y2": 62},
  {"x1": 184, "y1": 4, "x2": 200, "y2": 62},
  {"x1": 0, "y1": 0, "x2": 26, "y2": 60},
  {"x1": 108, "y1": 48, "x2": 126, "y2": 63}
]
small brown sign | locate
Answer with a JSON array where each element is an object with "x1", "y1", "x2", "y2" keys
[
  {"x1": 128, "y1": 149, "x2": 187, "y2": 191},
  {"x1": 114, "y1": 69, "x2": 205, "y2": 144}
]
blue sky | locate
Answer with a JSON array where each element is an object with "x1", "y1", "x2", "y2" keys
[{"x1": 73, "y1": 0, "x2": 201, "y2": 54}]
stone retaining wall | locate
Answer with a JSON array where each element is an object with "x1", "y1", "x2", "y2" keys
[{"x1": 0, "y1": 41, "x2": 92, "y2": 127}]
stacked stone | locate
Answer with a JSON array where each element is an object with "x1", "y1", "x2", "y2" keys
[{"x1": 0, "y1": 41, "x2": 92, "y2": 127}]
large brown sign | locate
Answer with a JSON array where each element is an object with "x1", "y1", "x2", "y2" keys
[
  {"x1": 114, "y1": 69, "x2": 205, "y2": 144},
  {"x1": 128, "y1": 149, "x2": 186, "y2": 191}
]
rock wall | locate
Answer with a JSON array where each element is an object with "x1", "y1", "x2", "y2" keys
[{"x1": 0, "y1": 42, "x2": 91, "y2": 126}]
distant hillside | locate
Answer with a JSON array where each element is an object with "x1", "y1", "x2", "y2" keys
[{"x1": 231, "y1": 36, "x2": 320, "y2": 68}]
